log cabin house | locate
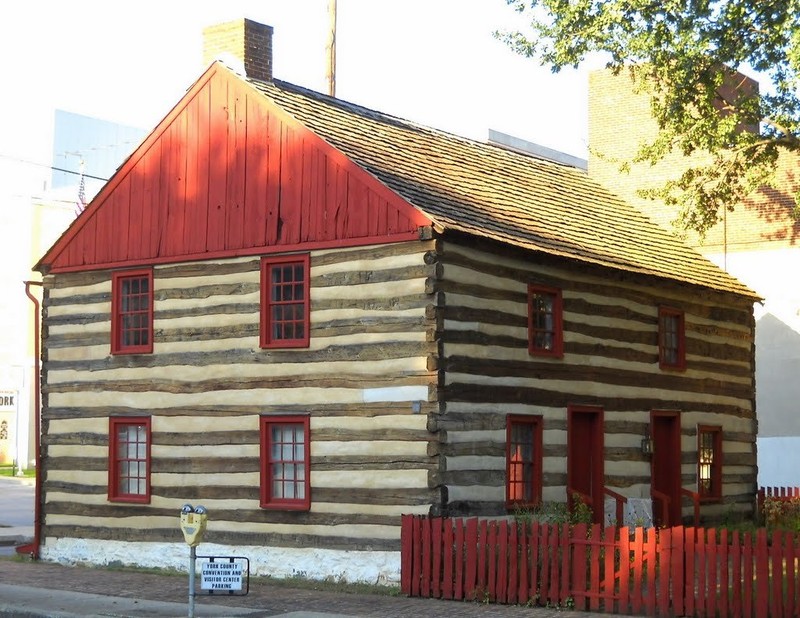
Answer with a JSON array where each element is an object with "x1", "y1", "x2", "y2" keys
[{"x1": 32, "y1": 19, "x2": 758, "y2": 583}]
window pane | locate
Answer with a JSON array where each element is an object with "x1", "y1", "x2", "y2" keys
[
  {"x1": 264, "y1": 420, "x2": 307, "y2": 505},
  {"x1": 265, "y1": 260, "x2": 307, "y2": 343},
  {"x1": 660, "y1": 311, "x2": 683, "y2": 367},
  {"x1": 112, "y1": 420, "x2": 149, "y2": 499},
  {"x1": 533, "y1": 331, "x2": 553, "y2": 351},
  {"x1": 116, "y1": 274, "x2": 151, "y2": 352},
  {"x1": 508, "y1": 420, "x2": 537, "y2": 503},
  {"x1": 530, "y1": 289, "x2": 558, "y2": 353},
  {"x1": 698, "y1": 429, "x2": 719, "y2": 497}
]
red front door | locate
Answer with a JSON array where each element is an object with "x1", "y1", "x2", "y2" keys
[
  {"x1": 568, "y1": 406, "x2": 604, "y2": 524},
  {"x1": 651, "y1": 411, "x2": 682, "y2": 527}
]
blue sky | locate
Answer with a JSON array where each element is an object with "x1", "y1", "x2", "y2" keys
[{"x1": 0, "y1": 0, "x2": 595, "y2": 193}]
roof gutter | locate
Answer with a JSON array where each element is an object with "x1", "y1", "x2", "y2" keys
[{"x1": 16, "y1": 281, "x2": 42, "y2": 559}]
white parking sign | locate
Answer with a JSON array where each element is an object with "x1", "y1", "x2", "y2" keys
[{"x1": 198, "y1": 557, "x2": 249, "y2": 595}]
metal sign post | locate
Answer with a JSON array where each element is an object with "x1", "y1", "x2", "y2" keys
[{"x1": 179, "y1": 504, "x2": 208, "y2": 618}]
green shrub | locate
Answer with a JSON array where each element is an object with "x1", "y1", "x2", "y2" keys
[{"x1": 512, "y1": 494, "x2": 593, "y2": 526}]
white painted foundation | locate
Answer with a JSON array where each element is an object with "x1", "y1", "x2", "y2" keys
[{"x1": 41, "y1": 537, "x2": 401, "y2": 586}]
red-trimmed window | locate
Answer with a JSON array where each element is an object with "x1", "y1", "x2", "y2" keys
[
  {"x1": 261, "y1": 255, "x2": 310, "y2": 348},
  {"x1": 528, "y1": 284, "x2": 563, "y2": 357},
  {"x1": 260, "y1": 415, "x2": 310, "y2": 510},
  {"x1": 506, "y1": 415, "x2": 543, "y2": 508},
  {"x1": 658, "y1": 306, "x2": 686, "y2": 370},
  {"x1": 698, "y1": 425, "x2": 722, "y2": 500},
  {"x1": 108, "y1": 416, "x2": 151, "y2": 503},
  {"x1": 111, "y1": 269, "x2": 153, "y2": 355}
]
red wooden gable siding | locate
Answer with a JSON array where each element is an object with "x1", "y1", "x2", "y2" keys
[{"x1": 39, "y1": 64, "x2": 430, "y2": 273}]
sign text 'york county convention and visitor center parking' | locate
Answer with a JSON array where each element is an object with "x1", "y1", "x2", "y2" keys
[{"x1": 198, "y1": 556, "x2": 249, "y2": 595}]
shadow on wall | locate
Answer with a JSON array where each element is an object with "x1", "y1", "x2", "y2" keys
[
  {"x1": 755, "y1": 311, "x2": 800, "y2": 438},
  {"x1": 751, "y1": 163, "x2": 800, "y2": 245}
]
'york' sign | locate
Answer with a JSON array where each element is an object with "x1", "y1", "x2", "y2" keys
[{"x1": 0, "y1": 392, "x2": 16, "y2": 411}]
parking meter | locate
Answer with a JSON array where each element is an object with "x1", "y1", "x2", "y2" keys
[{"x1": 180, "y1": 504, "x2": 208, "y2": 547}]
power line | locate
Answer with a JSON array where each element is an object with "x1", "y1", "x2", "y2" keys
[{"x1": 0, "y1": 153, "x2": 109, "y2": 182}]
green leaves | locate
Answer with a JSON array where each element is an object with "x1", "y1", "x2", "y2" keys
[{"x1": 498, "y1": 0, "x2": 800, "y2": 234}]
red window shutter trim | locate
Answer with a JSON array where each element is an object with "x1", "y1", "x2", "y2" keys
[
  {"x1": 260, "y1": 415, "x2": 311, "y2": 511},
  {"x1": 658, "y1": 305, "x2": 686, "y2": 371},
  {"x1": 108, "y1": 416, "x2": 151, "y2": 504},
  {"x1": 697, "y1": 425, "x2": 723, "y2": 501},
  {"x1": 528, "y1": 284, "x2": 563, "y2": 358},
  {"x1": 260, "y1": 254, "x2": 310, "y2": 349},
  {"x1": 505, "y1": 414, "x2": 543, "y2": 509},
  {"x1": 111, "y1": 268, "x2": 154, "y2": 355}
]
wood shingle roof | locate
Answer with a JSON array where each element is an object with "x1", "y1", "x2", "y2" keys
[{"x1": 252, "y1": 72, "x2": 757, "y2": 300}]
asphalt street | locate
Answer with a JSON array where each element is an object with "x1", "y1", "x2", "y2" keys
[{"x1": 0, "y1": 475, "x2": 34, "y2": 556}]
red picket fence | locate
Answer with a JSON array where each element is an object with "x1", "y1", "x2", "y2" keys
[{"x1": 400, "y1": 515, "x2": 800, "y2": 617}]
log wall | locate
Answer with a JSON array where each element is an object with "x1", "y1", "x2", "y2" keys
[
  {"x1": 39, "y1": 233, "x2": 758, "y2": 554},
  {"x1": 40, "y1": 240, "x2": 439, "y2": 551},
  {"x1": 431, "y1": 239, "x2": 757, "y2": 521}
]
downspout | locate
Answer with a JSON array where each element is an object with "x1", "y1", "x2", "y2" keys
[{"x1": 17, "y1": 281, "x2": 43, "y2": 559}]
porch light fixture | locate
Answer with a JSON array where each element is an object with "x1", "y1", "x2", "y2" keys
[{"x1": 641, "y1": 429, "x2": 653, "y2": 456}]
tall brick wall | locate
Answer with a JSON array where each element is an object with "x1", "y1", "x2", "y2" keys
[
  {"x1": 588, "y1": 69, "x2": 800, "y2": 253},
  {"x1": 202, "y1": 18, "x2": 273, "y2": 83}
]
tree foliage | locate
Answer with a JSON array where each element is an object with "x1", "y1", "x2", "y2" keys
[{"x1": 498, "y1": 0, "x2": 800, "y2": 235}]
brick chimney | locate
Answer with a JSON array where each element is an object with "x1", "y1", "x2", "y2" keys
[{"x1": 202, "y1": 18, "x2": 273, "y2": 82}]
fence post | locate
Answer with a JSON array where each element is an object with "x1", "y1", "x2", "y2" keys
[
  {"x1": 421, "y1": 517, "x2": 432, "y2": 598},
  {"x1": 755, "y1": 529, "x2": 768, "y2": 618},
  {"x1": 570, "y1": 523, "x2": 588, "y2": 611},
  {"x1": 432, "y1": 517, "x2": 442, "y2": 598},
  {"x1": 464, "y1": 518, "x2": 478, "y2": 600},
  {"x1": 769, "y1": 530, "x2": 784, "y2": 618},
  {"x1": 788, "y1": 532, "x2": 798, "y2": 618},
  {"x1": 670, "y1": 526, "x2": 685, "y2": 616},
  {"x1": 454, "y1": 518, "x2": 465, "y2": 601},
  {"x1": 657, "y1": 527, "x2": 671, "y2": 616},
  {"x1": 400, "y1": 514, "x2": 412, "y2": 595}
]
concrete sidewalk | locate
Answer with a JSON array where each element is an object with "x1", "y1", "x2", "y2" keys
[{"x1": 0, "y1": 558, "x2": 621, "y2": 618}]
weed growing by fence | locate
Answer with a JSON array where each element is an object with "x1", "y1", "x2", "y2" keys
[{"x1": 512, "y1": 494, "x2": 593, "y2": 527}]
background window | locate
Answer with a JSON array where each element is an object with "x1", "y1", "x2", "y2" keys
[
  {"x1": 528, "y1": 284, "x2": 563, "y2": 357},
  {"x1": 108, "y1": 417, "x2": 151, "y2": 503},
  {"x1": 111, "y1": 269, "x2": 153, "y2": 354},
  {"x1": 698, "y1": 425, "x2": 722, "y2": 500},
  {"x1": 261, "y1": 255, "x2": 310, "y2": 348},
  {"x1": 659, "y1": 306, "x2": 686, "y2": 370},
  {"x1": 260, "y1": 415, "x2": 310, "y2": 510},
  {"x1": 506, "y1": 415, "x2": 543, "y2": 508}
]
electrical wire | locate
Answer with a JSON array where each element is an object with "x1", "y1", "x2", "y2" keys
[{"x1": 0, "y1": 153, "x2": 108, "y2": 181}]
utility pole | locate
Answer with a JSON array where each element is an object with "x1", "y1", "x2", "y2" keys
[{"x1": 326, "y1": 0, "x2": 337, "y2": 97}]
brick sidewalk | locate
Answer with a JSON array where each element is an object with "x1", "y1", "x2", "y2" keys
[{"x1": 0, "y1": 557, "x2": 620, "y2": 617}]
